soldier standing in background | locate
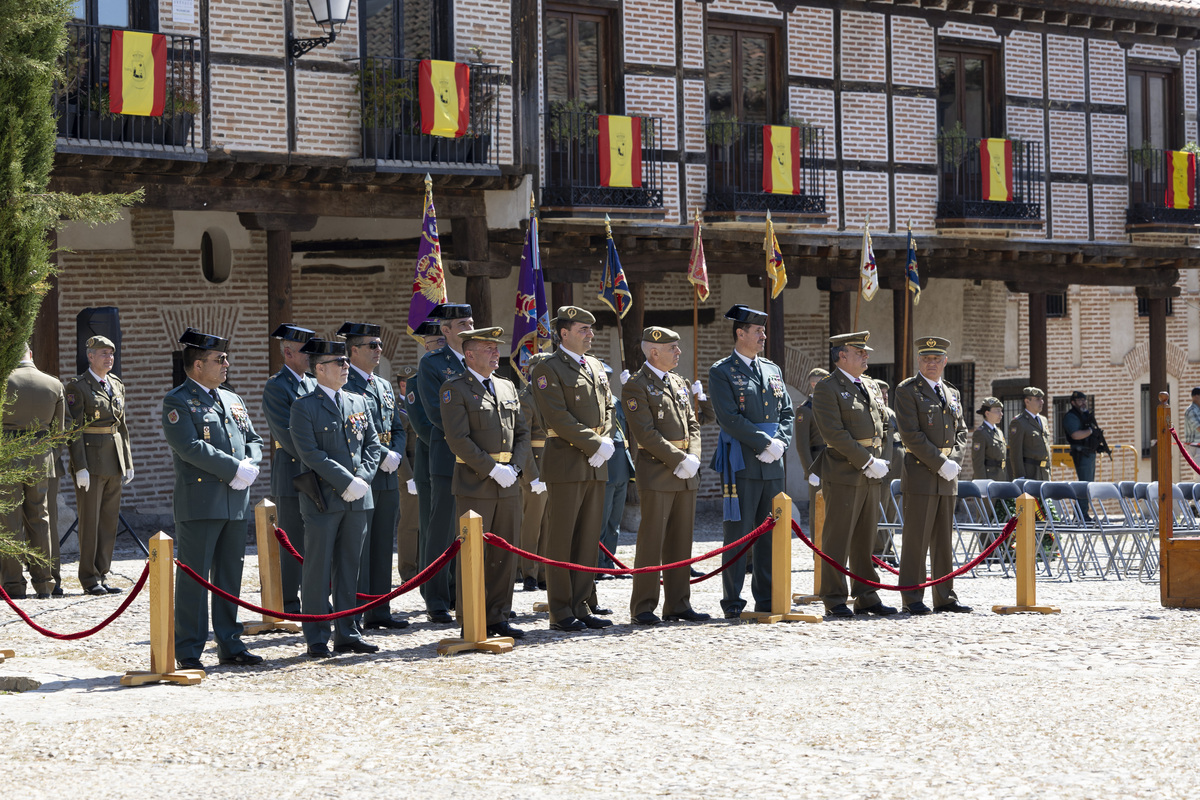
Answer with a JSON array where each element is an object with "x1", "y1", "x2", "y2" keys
[
  {"x1": 394, "y1": 366, "x2": 420, "y2": 584},
  {"x1": 1008, "y1": 387, "x2": 1051, "y2": 481},
  {"x1": 971, "y1": 397, "x2": 1007, "y2": 480}
]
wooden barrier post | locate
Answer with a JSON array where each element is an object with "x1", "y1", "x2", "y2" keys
[
  {"x1": 0, "y1": 646, "x2": 13, "y2": 662},
  {"x1": 438, "y1": 511, "x2": 513, "y2": 655},
  {"x1": 243, "y1": 499, "x2": 301, "y2": 635},
  {"x1": 793, "y1": 488, "x2": 823, "y2": 605},
  {"x1": 743, "y1": 492, "x2": 821, "y2": 624},
  {"x1": 1157, "y1": 392, "x2": 1200, "y2": 606},
  {"x1": 992, "y1": 494, "x2": 1059, "y2": 615},
  {"x1": 121, "y1": 533, "x2": 204, "y2": 686}
]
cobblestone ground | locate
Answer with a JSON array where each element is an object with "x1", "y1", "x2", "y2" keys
[{"x1": 2, "y1": 514, "x2": 1199, "y2": 799}]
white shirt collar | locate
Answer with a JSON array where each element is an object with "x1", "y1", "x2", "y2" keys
[
  {"x1": 984, "y1": 421, "x2": 995, "y2": 430},
  {"x1": 1026, "y1": 409, "x2": 1040, "y2": 420},
  {"x1": 190, "y1": 378, "x2": 217, "y2": 396},
  {"x1": 559, "y1": 345, "x2": 585, "y2": 364},
  {"x1": 285, "y1": 365, "x2": 307, "y2": 384},
  {"x1": 646, "y1": 362, "x2": 669, "y2": 382},
  {"x1": 734, "y1": 350, "x2": 758, "y2": 370},
  {"x1": 467, "y1": 366, "x2": 494, "y2": 387},
  {"x1": 350, "y1": 363, "x2": 373, "y2": 383},
  {"x1": 89, "y1": 368, "x2": 109, "y2": 384},
  {"x1": 922, "y1": 375, "x2": 941, "y2": 392},
  {"x1": 837, "y1": 367, "x2": 863, "y2": 384},
  {"x1": 318, "y1": 384, "x2": 340, "y2": 403}
]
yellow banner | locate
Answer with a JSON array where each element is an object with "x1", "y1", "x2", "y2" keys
[
  {"x1": 600, "y1": 115, "x2": 640, "y2": 188},
  {"x1": 766, "y1": 125, "x2": 797, "y2": 195},
  {"x1": 981, "y1": 138, "x2": 1012, "y2": 202}
]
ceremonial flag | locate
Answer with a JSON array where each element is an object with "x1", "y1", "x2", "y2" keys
[
  {"x1": 598, "y1": 216, "x2": 632, "y2": 318},
  {"x1": 764, "y1": 211, "x2": 786, "y2": 300},
  {"x1": 980, "y1": 138, "x2": 1014, "y2": 202},
  {"x1": 859, "y1": 219, "x2": 878, "y2": 302},
  {"x1": 1165, "y1": 150, "x2": 1196, "y2": 210},
  {"x1": 599, "y1": 115, "x2": 642, "y2": 188},
  {"x1": 109, "y1": 30, "x2": 166, "y2": 116},
  {"x1": 407, "y1": 178, "x2": 448, "y2": 341},
  {"x1": 762, "y1": 125, "x2": 801, "y2": 195},
  {"x1": 905, "y1": 223, "x2": 920, "y2": 306},
  {"x1": 418, "y1": 59, "x2": 470, "y2": 138},
  {"x1": 510, "y1": 205, "x2": 551, "y2": 381},
  {"x1": 687, "y1": 213, "x2": 710, "y2": 303}
]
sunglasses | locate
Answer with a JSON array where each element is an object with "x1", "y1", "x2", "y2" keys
[
  {"x1": 362, "y1": 341, "x2": 383, "y2": 350},
  {"x1": 318, "y1": 357, "x2": 349, "y2": 367},
  {"x1": 207, "y1": 354, "x2": 229, "y2": 364}
]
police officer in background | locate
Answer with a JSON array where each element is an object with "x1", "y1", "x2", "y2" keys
[
  {"x1": 405, "y1": 320, "x2": 447, "y2": 590},
  {"x1": 1008, "y1": 387, "x2": 1051, "y2": 481},
  {"x1": 1063, "y1": 390, "x2": 1102, "y2": 482},
  {"x1": 517, "y1": 352, "x2": 551, "y2": 593},
  {"x1": 394, "y1": 366, "x2": 420, "y2": 584},
  {"x1": 796, "y1": 367, "x2": 829, "y2": 539},
  {"x1": 971, "y1": 397, "x2": 1007, "y2": 480}
]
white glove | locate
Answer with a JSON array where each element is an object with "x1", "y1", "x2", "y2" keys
[
  {"x1": 672, "y1": 454, "x2": 701, "y2": 480},
  {"x1": 938, "y1": 459, "x2": 962, "y2": 481},
  {"x1": 863, "y1": 457, "x2": 890, "y2": 480},
  {"x1": 691, "y1": 380, "x2": 707, "y2": 402},
  {"x1": 406, "y1": 478, "x2": 418, "y2": 495},
  {"x1": 229, "y1": 475, "x2": 250, "y2": 491},
  {"x1": 123, "y1": 468, "x2": 135, "y2": 486},
  {"x1": 530, "y1": 479, "x2": 547, "y2": 494},
  {"x1": 766, "y1": 438, "x2": 786, "y2": 461},
  {"x1": 380, "y1": 450, "x2": 402, "y2": 474},
  {"x1": 341, "y1": 476, "x2": 370, "y2": 502},
  {"x1": 808, "y1": 473, "x2": 820, "y2": 487},
  {"x1": 489, "y1": 463, "x2": 518, "y2": 489},
  {"x1": 619, "y1": 369, "x2": 631, "y2": 385},
  {"x1": 75, "y1": 468, "x2": 91, "y2": 491},
  {"x1": 755, "y1": 449, "x2": 776, "y2": 464},
  {"x1": 235, "y1": 458, "x2": 259, "y2": 486},
  {"x1": 588, "y1": 438, "x2": 616, "y2": 468}
]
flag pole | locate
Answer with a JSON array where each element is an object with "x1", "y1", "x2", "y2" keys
[
  {"x1": 605, "y1": 214, "x2": 625, "y2": 372},
  {"x1": 692, "y1": 209, "x2": 700, "y2": 386},
  {"x1": 902, "y1": 219, "x2": 913, "y2": 379},
  {"x1": 854, "y1": 214, "x2": 869, "y2": 331}
]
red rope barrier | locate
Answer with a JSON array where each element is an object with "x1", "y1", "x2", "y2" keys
[
  {"x1": 600, "y1": 538, "x2": 761, "y2": 585},
  {"x1": 1171, "y1": 427, "x2": 1200, "y2": 477},
  {"x1": 598, "y1": 541, "x2": 630, "y2": 570},
  {"x1": 175, "y1": 538, "x2": 461, "y2": 622},
  {"x1": 872, "y1": 555, "x2": 900, "y2": 575},
  {"x1": 0, "y1": 564, "x2": 149, "y2": 640},
  {"x1": 791, "y1": 517, "x2": 1018, "y2": 591},
  {"x1": 275, "y1": 526, "x2": 303, "y2": 564}
]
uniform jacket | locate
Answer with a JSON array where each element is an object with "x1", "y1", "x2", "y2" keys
[
  {"x1": 395, "y1": 394, "x2": 417, "y2": 482},
  {"x1": 162, "y1": 379, "x2": 264, "y2": 522},
  {"x1": 623, "y1": 364, "x2": 702, "y2": 493},
  {"x1": 530, "y1": 349, "x2": 614, "y2": 484},
  {"x1": 4, "y1": 361, "x2": 66, "y2": 478},
  {"x1": 1008, "y1": 412, "x2": 1051, "y2": 475},
  {"x1": 345, "y1": 367, "x2": 406, "y2": 492},
  {"x1": 262, "y1": 366, "x2": 316, "y2": 498},
  {"x1": 707, "y1": 353, "x2": 794, "y2": 481},
  {"x1": 607, "y1": 402, "x2": 635, "y2": 486},
  {"x1": 971, "y1": 423, "x2": 1008, "y2": 480},
  {"x1": 441, "y1": 371, "x2": 530, "y2": 499},
  {"x1": 289, "y1": 387, "x2": 383, "y2": 513},
  {"x1": 810, "y1": 369, "x2": 885, "y2": 487},
  {"x1": 64, "y1": 370, "x2": 130, "y2": 476},
  {"x1": 895, "y1": 375, "x2": 967, "y2": 496},
  {"x1": 518, "y1": 381, "x2": 546, "y2": 484},
  {"x1": 416, "y1": 346, "x2": 466, "y2": 476},
  {"x1": 795, "y1": 398, "x2": 826, "y2": 476},
  {"x1": 881, "y1": 405, "x2": 900, "y2": 463}
]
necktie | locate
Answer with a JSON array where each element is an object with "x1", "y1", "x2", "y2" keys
[
  {"x1": 334, "y1": 391, "x2": 343, "y2": 412},
  {"x1": 367, "y1": 374, "x2": 375, "y2": 386},
  {"x1": 99, "y1": 379, "x2": 110, "y2": 397},
  {"x1": 934, "y1": 383, "x2": 946, "y2": 406},
  {"x1": 855, "y1": 381, "x2": 870, "y2": 404},
  {"x1": 751, "y1": 359, "x2": 762, "y2": 384}
]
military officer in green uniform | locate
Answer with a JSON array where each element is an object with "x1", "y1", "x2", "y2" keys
[
  {"x1": 972, "y1": 396, "x2": 1008, "y2": 480},
  {"x1": 415, "y1": 303, "x2": 474, "y2": 624},
  {"x1": 623, "y1": 326, "x2": 709, "y2": 625},
  {"x1": 810, "y1": 331, "x2": 893, "y2": 618},
  {"x1": 340, "y1": 321, "x2": 409, "y2": 630},
  {"x1": 708, "y1": 305, "x2": 794, "y2": 618},
  {"x1": 64, "y1": 335, "x2": 133, "y2": 595},
  {"x1": 394, "y1": 366, "x2": 420, "y2": 583},
  {"x1": 895, "y1": 336, "x2": 970, "y2": 614},
  {"x1": 1008, "y1": 387, "x2": 1051, "y2": 480},
  {"x1": 440, "y1": 327, "x2": 531, "y2": 639},
  {"x1": 162, "y1": 329, "x2": 264, "y2": 669},
  {"x1": 290, "y1": 338, "x2": 384, "y2": 658},
  {"x1": 517, "y1": 352, "x2": 551, "y2": 592},
  {"x1": 796, "y1": 367, "x2": 829, "y2": 539},
  {"x1": 406, "y1": 320, "x2": 447, "y2": 591},
  {"x1": 530, "y1": 306, "x2": 615, "y2": 632},
  {"x1": 261, "y1": 323, "x2": 316, "y2": 614}
]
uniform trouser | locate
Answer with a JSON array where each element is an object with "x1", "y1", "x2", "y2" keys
[
  {"x1": 0, "y1": 479, "x2": 53, "y2": 596},
  {"x1": 630, "y1": 487, "x2": 697, "y2": 617},
  {"x1": 397, "y1": 483, "x2": 420, "y2": 583},
  {"x1": 414, "y1": 441, "x2": 433, "y2": 583},
  {"x1": 545, "y1": 479, "x2": 606, "y2": 622},
  {"x1": 1073, "y1": 451, "x2": 1096, "y2": 482},
  {"x1": 819, "y1": 480, "x2": 883, "y2": 612},
  {"x1": 720, "y1": 475, "x2": 781, "y2": 615},
  {"x1": 76, "y1": 472, "x2": 122, "y2": 589},
  {"x1": 174, "y1": 518, "x2": 249, "y2": 661},
  {"x1": 805, "y1": 483, "x2": 820, "y2": 542},
  {"x1": 48, "y1": 473, "x2": 61, "y2": 590},
  {"x1": 420, "y1": 471, "x2": 457, "y2": 614},
  {"x1": 899, "y1": 491, "x2": 959, "y2": 608},
  {"x1": 301, "y1": 506, "x2": 368, "y2": 647},
  {"x1": 597, "y1": 478, "x2": 629, "y2": 569},
  {"x1": 273, "y1": 494, "x2": 305, "y2": 614},
  {"x1": 455, "y1": 494, "x2": 521, "y2": 626},
  {"x1": 360, "y1": 487, "x2": 400, "y2": 624},
  {"x1": 518, "y1": 483, "x2": 548, "y2": 582}
]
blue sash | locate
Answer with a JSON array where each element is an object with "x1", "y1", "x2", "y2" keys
[{"x1": 712, "y1": 423, "x2": 779, "y2": 522}]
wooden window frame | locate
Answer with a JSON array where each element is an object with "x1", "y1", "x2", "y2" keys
[
  {"x1": 936, "y1": 40, "x2": 1002, "y2": 138},
  {"x1": 1127, "y1": 62, "x2": 1180, "y2": 150},
  {"x1": 704, "y1": 17, "x2": 783, "y2": 123},
  {"x1": 544, "y1": 1, "x2": 620, "y2": 114}
]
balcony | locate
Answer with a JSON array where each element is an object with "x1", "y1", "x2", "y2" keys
[
  {"x1": 540, "y1": 108, "x2": 664, "y2": 213},
  {"x1": 354, "y1": 57, "x2": 500, "y2": 170},
  {"x1": 705, "y1": 121, "x2": 827, "y2": 219},
  {"x1": 1126, "y1": 146, "x2": 1200, "y2": 233},
  {"x1": 55, "y1": 23, "x2": 203, "y2": 159},
  {"x1": 936, "y1": 134, "x2": 1042, "y2": 230}
]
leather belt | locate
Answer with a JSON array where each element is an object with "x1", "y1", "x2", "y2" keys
[
  {"x1": 380, "y1": 431, "x2": 392, "y2": 445},
  {"x1": 638, "y1": 438, "x2": 690, "y2": 451},
  {"x1": 456, "y1": 452, "x2": 513, "y2": 464},
  {"x1": 1024, "y1": 457, "x2": 1048, "y2": 467},
  {"x1": 545, "y1": 425, "x2": 606, "y2": 439},
  {"x1": 84, "y1": 425, "x2": 118, "y2": 434},
  {"x1": 856, "y1": 437, "x2": 882, "y2": 448},
  {"x1": 530, "y1": 439, "x2": 546, "y2": 448}
]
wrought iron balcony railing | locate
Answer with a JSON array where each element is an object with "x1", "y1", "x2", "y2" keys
[
  {"x1": 936, "y1": 134, "x2": 1042, "y2": 222},
  {"x1": 705, "y1": 121, "x2": 827, "y2": 215},
  {"x1": 55, "y1": 22, "x2": 203, "y2": 155},
  {"x1": 354, "y1": 57, "x2": 499, "y2": 167},
  {"x1": 1126, "y1": 146, "x2": 1200, "y2": 227},
  {"x1": 541, "y1": 110, "x2": 664, "y2": 209}
]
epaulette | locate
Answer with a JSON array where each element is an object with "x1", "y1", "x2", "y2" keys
[{"x1": 897, "y1": 375, "x2": 921, "y2": 389}]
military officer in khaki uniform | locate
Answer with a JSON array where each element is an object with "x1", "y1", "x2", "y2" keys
[
  {"x1": 530, "y1": 306, "x2": 615, "y2": 632},
  {"x1": 623, "y1": 327, "x2": 709, "y2": 625},
  {"x1": 517, "y1": 352, "x2": 551, "y2": 592},
  {"x1": 895, "y1": 337, "x2": 970, "y2": 614},
  {"x1": 394, "y1": 366, "x2": 420, "y2": 583},
  {"x1": 810, "y1": 331, "x2": 894, "y2": 618},
  {"x1": 1008, "y1": 387, "x2": 1051, "y2": 480},
  {"x1": 64, "y1": 335, "x2": 133, "y2": 595},
  {"x1": 796, "y1": 367, "x2": 829, "y2": 538},
  {"x1": 972, "y1": 396, "x2": 1008, "y2": 480},
  {"x1": 440, "y1": 327, "x2": 531, "y2": 639}
]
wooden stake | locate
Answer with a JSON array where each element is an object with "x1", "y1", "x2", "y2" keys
[
  {"x1": 992, "y1": 494, "x2": 1059, "y2": 615},
  {"x1": 243, "y1": 499, "x2": 302, "y2": 635},
  {"x1": 438, "y1": 511, "x2": 514, "y2": 655},
  {"x1": 743, "y1": 492, "x2": 821, "y2": 624},
  {"x1": 121, "y1": 533, "x2": 205, "y2": 686},
  {"x1": 793, "y1": 488, "x2": 823, "y2": 604},
  {"x1": 0, "y1": 648, "x2": 13, "y2": 662}
]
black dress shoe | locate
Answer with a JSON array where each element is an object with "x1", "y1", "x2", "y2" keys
[
  {"x1": 690, "y1": 567, "x2": 704, "y2": 578},
  {"x1": 487, "y1": 622, "x2": 525, "y2": 639},
  {"x1": 428, "y1": 611, "x2": 454, "y2": 624},
  {"x1": 51, "y1": 587, "x2": 63, "y2": 597},
  {"x1": 590, "y1": 606, "x2": 613, "y2": 616},
  {"x1": 595, "y1": 573, "x2": 614, "y2": 581},
  {"x1": 856, "y1": 602, "x2": 898, "y2": 617},
  {"x1": 102, "y1": 582, "x2": 123, "y2": 594},
  {"x1": 307, "y1": 644, "x2": 333, "y2": 658},
  {"x1": 632, "y1": 612, "x2": 661, "y2": 625},
  {"x1": 934, "y1": 601, "x2": 973, "y2": 613},
  {"x1": 334, "y1": 639, "x2": 380, "y2": 654},
  {"x1": 35, "y1": 592, "x2": 51, "y2": 600},
  {"x1": 85, "y1": 585, "x2": 107, "y2": 596},
  {"x1": 826, "y1": 604, "x2": 855, "y2": 618},
  {"x1": 537, "y1": 580, "x2": 547, "y2": 591},
  {"x1": 904, "y1": 601, "x2": 932, "y2": 615},
  {"x1": 364, "y1": 617, "x2": 410, "y2": 630},
  {"x1": 549, "y1": 616, "x2": 586, "y2": 632},
  {"x1": 176, "y1": 657, "x2": 204, "y2": 670},
  {"x1": 219, "y1": 651, "x2": 264, "y2": 666},
  {"x1": 522, "y1": 577, "x2": 537, "y2": 592},
  {"x1": 579, "y1": 614, "x2": 612, "y2": 629},
  {"x1": 723, "y1": 609, "x2": 744, "y2": 619},
  {"x1": 665, "y1": 608, "x2": 712, "y2": 622}
]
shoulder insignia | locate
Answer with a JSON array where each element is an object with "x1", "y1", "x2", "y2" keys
[
  {"x1": 167, "y1": 409, "x2": 180, "y2": 424},
  {"x1": 66, "y1": 392, "x2": 75, "y2": 406},
  {"x1": 973, "y1": 443, "x2": 980, "y2": 451},
  {"x1": 627, "y1": 398, "x2": 638, "y2": 412},
  {"x1": 442, "y1": 389, "x2": 452, "y2": 405},
  {"x1": 537, "y1": 375, "x2": 548, "y2": 390},
  {"x1": 407, "y1": 391, "x2": 416, "y2": 404}
]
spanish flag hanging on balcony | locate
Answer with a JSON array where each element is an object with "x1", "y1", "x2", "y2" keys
[
  {"x1": 1165, "y1": 150, "x2": 1196, "y2": 209},
  {"x1": 762, "y1": 125, "x2": 801, "y2": 195},
  {"x1": 599, "y1": 115, "x2": 642, "y2": 188},
  {"x1": 419, "y1": 60, "x2": 470, "y2": 138},
  {"x1": 109, "y1": 30, "x2": 166, "y2": 116},
  {"x1": 980, "y1": 138, "x2": 1014, "y2": 202}
]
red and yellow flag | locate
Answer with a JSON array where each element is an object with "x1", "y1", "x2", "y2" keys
[
  {"x1": 687, "y1": 212, "x2": 709, "y2": 302},
  {"x1": 109, "y1": 30, "x2": 166, "y2": 116},
  {"x1": 980, "y1": 138, "x2": 1013, "y2": 202},
  {"x1": 762, "y1": 125, "x2": 801, "y2": 195},
  {"x1": 1165, "y1": 150, "x2": 1196, "y2": 210},
  {"x1": 599, "y1": 115, "x2": 642, "y2": 188},
  {"x1": 419, "y1": 60, "x2": 470, "y2": 138}
]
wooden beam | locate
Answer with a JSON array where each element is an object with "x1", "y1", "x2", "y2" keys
[
  {"x1": 266, "y1": 229, "x2": 294, "y2": 376},
  {"x1": 1028, "y1": 291, "x2": 1048, "y2": 394},
  {"x1": 444, "y1": 260, "x2": 513, "y2": 279}
]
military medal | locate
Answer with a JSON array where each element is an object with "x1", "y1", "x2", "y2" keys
[
  {"x1": 203, "y1": 425, "x2": 211, "y2": 442},
  {"x1": 94, "y1": 409, "x2": 100, "y2": 420},
  {"x1": 658, "y1": 410, "x2": 664, "y2": 419}
]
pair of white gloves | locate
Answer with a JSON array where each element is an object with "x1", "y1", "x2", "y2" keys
[
  {"x1": 75, "y1": 468, "x2": 135, "y2": 490},
  {"x1": 340, "y1": 476, "x2": 370, "y2": 502},
  {"x1": 379, "y1": 450, "x2": 402, "y2": 474},
  {"x1": 617, "y1": 370, "x2": 707, "y2": 403},
  {"x1": 229, "y1": 458, "x2": 261, "y2": 491},
  {"x1": 755, "y1": 438, "x2": 786, "y2": 464},
  {"x1": 673, "y1": 454, "x2": 701, "y2": 480},
  {"x1": 488, "y1": 463, "x2": 521, "y2": 489},
  {"x1": 587, "y1": 438, "x2": 616, "y2": 469}
]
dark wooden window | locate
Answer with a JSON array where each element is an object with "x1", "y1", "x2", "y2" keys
[
  {"x1": 1128, "y1": 64, "x2": 1177, "y2": 150},
  {"x1": 705, "y1": 22, "x2": 778, "y2": 124},
  {"x1": 544, "y1": 3, "x2": 615, "y2": 113},
  {"x1": 71, "y1": 0, "x2": 156, "y2": 30},
  {"x1": 1137, "y1": 296, "x2": 1175, "y2": 317},
  {"x1": 1045, "y1": 292, "x2": 1067, "y2": 319},
  {"x1": 937, "y1": 43, "x2": 999, "y2": 139},
  {"x1": 360, "y1": 0, "x2": 453, "y2": 60}
]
